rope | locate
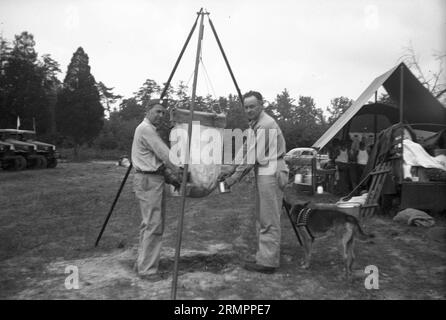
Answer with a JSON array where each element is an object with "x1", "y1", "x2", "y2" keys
[
  {"x1": 185, "y1": 69, "x2": 195, "y2": 88},
  {"x1": 200, "y1": 58, "x2": 211, "y2": 98},
  {"x1": 200, "y1": 48, "x2": 221, "y2": 113},
  {"x1": 200, "y1": 57, "x2": 217, "y2": 98}
]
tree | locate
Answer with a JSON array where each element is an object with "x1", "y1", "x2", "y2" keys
[
  {"x1": 118, "y1": 98, "x2": 144, "y2": 121},
  {"x1": 377, "y1": 93, "x2": 397, "y2": 107},
  {"x1": 0, "y1": 34, "x2": 12, "y2": 126},
  {"x1": 223, "y1": 94, "x2": 248, "y2": 130},
  {"x1": 0, "y1": 32, "x2": 49, "y2": 131},
  {"x1": 0, "y1": 34, "x2": 11, "y2": 68},
  {"x1": 400, "y1": 44, "x2": 446, "y2": 104},
  {"x1": 96, "y1": 81, "x2": 122, "y2": 115},
  {"x1": 94, "y1": 112, "x2": 140, "y2": 151},
  {"x1": 175, "y1": 81, "x2": 190, "y2": 102},
  {"x1": 326, "y1": 96, "x2": 353, "y2": 124},
  {"x1": 273, "y1": 89, "x2": 297, "y2": 122},
  {"x1": 267, "y1": 91, "x2": 328, "y2": 150},
  {"x1": 56, "y1": 47, "x2": 104, "y2": 155},
  {"x1": 39, "y1": 54, "x2": 61, "y2": 135},
  {"x1": 134, "y1": 79, "x2": 160, "y2": 105},
  {"x1": 295, "y1": 96, "x2": 327, "y2": 146},
  {"x1": 159, "y1": 82, "x2": 174, "y2": 100}
]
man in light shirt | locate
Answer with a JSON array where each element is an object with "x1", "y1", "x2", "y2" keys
[
  {"x1": 356, "y1": 141, "x2": 369, "y2": 180},
  {"x1": 131, "y1": 99, "x2": 182, "y2": 281},
  {"x1": 219, "y1": 91, "x2": 289, "y2": 274}
]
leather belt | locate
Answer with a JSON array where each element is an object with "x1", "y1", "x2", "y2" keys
[
  {"x1": 256, "y1": 154, "x2": 285, "y2": 167},
  {"x1": 135, "y1": 170, "x2": 160, "y2": 175},
  {"x1": 135, "y1": 166, "x2": 165, "y2": 175}
]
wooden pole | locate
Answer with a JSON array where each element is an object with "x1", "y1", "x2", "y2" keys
[
  {"x1": 95, "y1": 163, "x2": 133, "y2": 247},
  {"x1": 208, "y1": 16, "x2": 244, "y2": 104},
  {"x1": 399, "y1": 64, "x2": 404, "y2": 184},
  {"x1": 399, "y1": 65, "x2": 404, "y2": 124},
  {"x1": 160, "y1": 10, "x2": 201, "y2": 100},
  {"x1": 373, "y1": 92, "x2": 377, "y2": 146},
  {"x1": 171, "y1": 9, "x2": 206, "y2": 300}
]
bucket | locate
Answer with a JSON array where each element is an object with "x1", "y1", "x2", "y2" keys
[
  {"x1": 336, "y1": 201, "x2": 361, "y2": 218},
  {"x1": 167, "y1": 184, "x2": 181, "y2": 197},
  {"x1": 218, "y1": 181, "x2": 231, "y2": 194}
]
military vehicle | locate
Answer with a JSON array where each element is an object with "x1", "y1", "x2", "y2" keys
[
  {"x1": 0, "y1": 140, "x2": 27, "y2": 171},
  {"x1": 0, "y1": 129, "x2": 58, "y2": 169}
]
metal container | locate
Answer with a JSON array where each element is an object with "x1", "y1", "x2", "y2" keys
[
  {"x1": 168, "y1": 184, "x2": 181, "y2": 197},
  {"x1": 336, "y1": 201, "x2": 361, "y2": 218},
  {"x1": 218, "y1": 181, "x2": 231, "y2": 193},
  {"x1": 294, "y1": 173, "x2": 303, "y2": 184}
]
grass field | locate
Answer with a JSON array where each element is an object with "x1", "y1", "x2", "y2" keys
[{"x1": 0, "y1": 162, "x2": 445, "y2": 299}]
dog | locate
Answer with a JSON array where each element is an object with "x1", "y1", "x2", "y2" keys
[{"x1": 283, "y1": 200, "x2": 374, "y2": 278}]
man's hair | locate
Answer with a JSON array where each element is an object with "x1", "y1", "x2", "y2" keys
[
  {"x1": 243, "y1": 91, "x2": 263, "y2": 103},
  {"x1": 144, "y1": 99, "x2": 167, "y2": 112}
]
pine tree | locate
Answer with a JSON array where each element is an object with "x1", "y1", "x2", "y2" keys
[
  {"x1": 0, "y1": 34, "x2": 12, "y2": 126},
  {"x1": 134, "y1": 79, "x2": 160, "y2": 105},
  {"x1": 39, "y1": 54, "x2": 61, "y2": 135},
  {"x1": 56, "y1": 47, "x2": 104, "y2": 155},
  {"x1": 96, "y1": 81, "x2": 122, "y2": 115},
  {"x1": 273, "y1": 89, "x2": 296, "y2": 122},
  {"x1": 0, "y1": 32, "x2": 49, "y2": 131},
  {"x1": 327, "y1": 96, "x2": 353, "y2": 124}
]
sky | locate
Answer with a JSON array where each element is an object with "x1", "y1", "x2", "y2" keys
[{"x1": 1, "y1": 0, "x2": 445, "y2": 111}]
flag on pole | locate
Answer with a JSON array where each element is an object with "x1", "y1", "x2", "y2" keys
[{"x1": 17, "y1": 116, "x2": 20, "y2": 130}]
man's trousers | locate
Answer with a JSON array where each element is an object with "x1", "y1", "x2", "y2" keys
[
  {"x1": 255, "y1": 160, "x2": 289, "y2": 268},
  {"x1": 133, "y1": 173, "x2": 166, "y2": 275}
]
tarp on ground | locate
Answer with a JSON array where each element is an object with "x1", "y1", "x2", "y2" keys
[{"x1": 312, "y1": 62, "x2": 446, "y2": 150}]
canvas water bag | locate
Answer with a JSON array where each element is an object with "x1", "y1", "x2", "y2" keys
[{"x1": 170, "y1": 108, "x2": 227, "y2": 198}]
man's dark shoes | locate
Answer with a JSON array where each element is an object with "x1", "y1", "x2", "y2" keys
[
  {"x1": 138, "y1": 273, "x2": 166, "y2": 282},
  {"x1": 243, "y1": 262, "x2": 276, "y2": 274},
  {"x1": 243, "y1": 256, "x2": 256, "y2": 264}
]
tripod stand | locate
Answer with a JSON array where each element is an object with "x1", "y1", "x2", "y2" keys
[{"x1": 94, "y1": 8, "x2": 243, "y2": 300}]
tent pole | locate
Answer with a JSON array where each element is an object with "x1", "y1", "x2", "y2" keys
[
  {"x1": 374, "y1": 91, "x2": 378, "y2": 143},
  {"x1": 374, "y1": 114, "x2": 377, "y2": 145},
  {"x1": 399, "y1": 64, "x2": 404, "y2": 184},
  {"x1": 399, "y1": 65, "x2": 404, "y2": 124},
  {"x1": 171, "y1": 8, "x2": 206, "y2": 300}
]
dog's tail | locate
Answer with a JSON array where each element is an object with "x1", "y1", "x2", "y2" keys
[{"x1": 346, "y1": 215, "x2": 375, "y2": 241}]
